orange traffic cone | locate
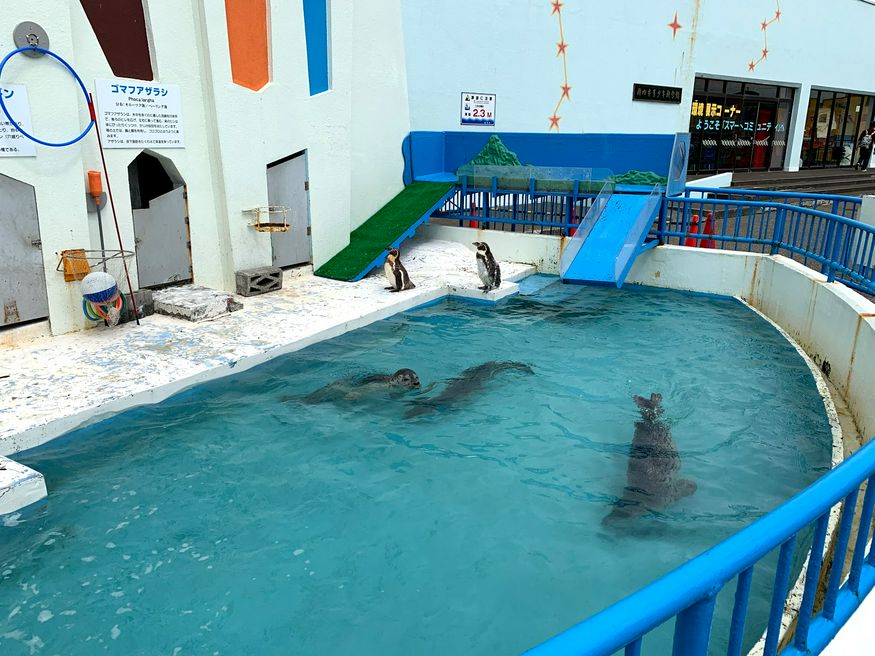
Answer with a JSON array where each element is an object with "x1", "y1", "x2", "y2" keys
[
  {"x1": 684, "y1": 214, "x2": 700, "y2": 247},
  {"x1": 469, "y1": 200, "x2": 479, "y2": 229},
  {"x1": 701, "y1": 211, "x2": 716, "y2": 249}
]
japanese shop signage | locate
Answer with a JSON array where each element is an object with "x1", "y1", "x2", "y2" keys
[
  {"x1": 461, "y1": 92, "x2": 496, "y2": 126},
  {"x1": 690, "y1": 100, "x2": 785, "y2": 135},
  {"x1": 0, "y1": 85, "x2": 36, "y2": 157},
  {"x1": 632, "y1": 83, "x2": 682, "y2": 104},
  {"x1": 95, "y1": 78, "x2": 185, "y2": 149}
]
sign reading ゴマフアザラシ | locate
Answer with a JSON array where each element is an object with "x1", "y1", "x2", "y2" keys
[
  {"x1": 0, "y1": 85, "x2": 36, "y2": 157},
  {"x1": 461, "y1": 93, "x2": 496, "y2": 126},
  {"x1": 95, "y1": 79, "x2": 185, "y2": 149}
]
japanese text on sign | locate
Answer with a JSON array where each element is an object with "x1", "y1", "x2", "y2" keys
[
  {"x1": 461, "y1": 93, "x2": 496, "y2": 126},
  {"x1": 0, "y1": 85, "x2": 37, "y2": 157},
  {"x1": 95, "y1": 78, "x2": 185, "y2": 149},
  {"x1": 632, "y1": 84, "x2": 683, "y2": 104}
]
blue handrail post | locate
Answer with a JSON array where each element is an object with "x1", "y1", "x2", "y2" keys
[
  {"x1": 658, "y1": 197, "x2": 668, "y2": 245},
  {"x1": 672, "y1": 592, "x2": 718, "y2": 656},
  {"x1": 486, "y1": 177, "x2": 496, "y2": 230},
  {"x1": 821, "y1": 220, "x2": 837, "y2": 279},
  {"x1": 771, "y1": 206, "x2": 786, "y2": 255},
  {"x1": 832, "y1": 198, "x2": 840, "y2": 216},
  {"x1": 827, "y1": 222, "x2": 848, "y2": 284},
  {"x1": 568, "y1": 179, "x2": 580, "y2": 237},
  {"x1": 460, "y1": 176, "x2": 468, "y2": 228}
]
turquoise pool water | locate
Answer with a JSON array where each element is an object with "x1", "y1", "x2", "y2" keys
[{"x1": 0, "y1": 278, "x2": 832, "y2": 655}]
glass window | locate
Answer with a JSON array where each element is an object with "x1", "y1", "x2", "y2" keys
[
  {"x1": 725, "y1": 81, "x2": 744, "y2": 96},
  {"x1": 800, "y1": 93, "x2": 819, "y2": 167},
  {"x1": 827, "y1": 93, "x2": 848, "y2": 166},
  {"x1": 706, "y1": 79, "x2": 725, "y2": 93}
]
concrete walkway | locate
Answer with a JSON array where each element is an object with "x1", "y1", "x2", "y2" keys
[{"x1": 0, "y1": 239, "x2": 534, "y2": 512}]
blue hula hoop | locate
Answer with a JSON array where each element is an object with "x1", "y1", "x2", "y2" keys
[{"x1": 0, "y1": 46, "x2": 94, "y2": 147}]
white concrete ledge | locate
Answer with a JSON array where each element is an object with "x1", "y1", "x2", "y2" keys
[{"x1": 0, "y1": 457, "x2": 47, "y2": 516}]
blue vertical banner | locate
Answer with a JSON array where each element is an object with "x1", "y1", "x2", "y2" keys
[{"x1": 302, "y1": 0, "x2": 330, "y2": 95}]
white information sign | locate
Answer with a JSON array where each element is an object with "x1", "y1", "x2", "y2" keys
[
  {"x1": 95, "y1": 78, "x2": 185, "y2": 149},
  {"x1": 460, "y1": 92, "x2": 496, "y2": 126},
  {"x1": 0, "y1": 85, "x2": 36, "y2": 157}
]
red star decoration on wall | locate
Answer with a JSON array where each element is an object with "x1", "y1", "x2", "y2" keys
[
  {"x1": 748, "y1": 2, "x2": 781, "y2": 71},
  {"x1": 551, "y1": 0, "x2": 563, "y2": 15},
  {"x1": 548, "y1": 114, "x2": 561, "y2": 131},
  {"x1": 560, "y1": 84, "x2": 571, "y2": 100},
  {"x1": 556, "y1": 40, "x2": 568, "y2": 56},
  {"x1": 668, "y1": 12, "x2": 682, "y2": 39}
]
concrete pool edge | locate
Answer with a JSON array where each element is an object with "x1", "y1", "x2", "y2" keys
[{"x1": 0, "y1": 240, "x2": 536, "y2": 514}]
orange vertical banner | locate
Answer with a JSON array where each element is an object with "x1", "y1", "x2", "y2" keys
[{"x1": 225, "y1": 0, "x2": 269, "y2": 91}]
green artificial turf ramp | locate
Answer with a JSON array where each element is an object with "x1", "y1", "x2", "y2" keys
[{"x1": 315, "y1": 181, "x2": 455, "y2": 281}]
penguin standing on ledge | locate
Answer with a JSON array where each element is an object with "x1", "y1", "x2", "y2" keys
[
  {"x1": 384, "y1": 247, "x2": 416, "y2": 292},
  {"x1": 473, "y1": 241, "x2": 501, "y2": 292}
]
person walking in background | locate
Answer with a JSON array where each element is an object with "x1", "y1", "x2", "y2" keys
[{"x1": 855, "y1": 121, "x2": 875, "y2": 170}]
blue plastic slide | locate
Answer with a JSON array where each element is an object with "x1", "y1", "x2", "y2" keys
[{"x1": 560, "y1": 188, "x2": 661, "y2": 287}]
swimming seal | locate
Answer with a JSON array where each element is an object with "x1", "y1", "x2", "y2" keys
[
  {"x1": 404, "y1": 360, "x2": 533, "y2": 418},
  {"x1": 297, "y1": 368, "x2": 421, "y2": 405},
  {"x1": 603, "y1": 393, "x2": 696, "y2": 525}
]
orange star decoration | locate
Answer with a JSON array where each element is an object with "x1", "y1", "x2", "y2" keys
[
  {"x1": 668, "y1": 12, "x2": 682, "y2": 39},
  {"x1": 547, "y1": 0, "x2": 570, "y2": 131},
  {"x1": 748, "y1": 1, "x2": 781, "y2": 71}
]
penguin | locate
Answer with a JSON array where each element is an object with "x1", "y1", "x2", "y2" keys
[
  {"x1": 384, "y1": 247, "x2": 415, "y2": 292},
  {"x1": 473, "y1": 241, "x2": 501, "y2": 292}
]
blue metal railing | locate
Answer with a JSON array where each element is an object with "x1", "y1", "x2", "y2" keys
[
  {"x1": 526, "y1": 437, "x2": 875, "y2": 656},
  {"x1": 433, "y1": 185, "x2": 875, "y2": 295},
  {"x1": 657, "y1": 193, "x2": 875, "y2": 296},
  {"x1": 685, "y1": 187, "x2": 861, "y2": 220}
]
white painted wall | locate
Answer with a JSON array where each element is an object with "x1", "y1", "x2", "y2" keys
[
  {"x1": 0, "y1": 0, "x2": 410, "y2": 335},
  {"x1": 402, "y1": 0, "x2": 875, "y2": 166}
]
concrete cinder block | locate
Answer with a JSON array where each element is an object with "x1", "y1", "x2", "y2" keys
[
  {"x1": 235, "y1": 267, "x2": 283, "y2": 297},
  {"x1": 153, "y1": 285, "x2": 243, "y2": 322}
]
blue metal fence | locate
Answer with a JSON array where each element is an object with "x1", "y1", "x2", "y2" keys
[
  {"x1": 526, "y1": 437, "x2": 875, "y2": 656},
  {"x1": 658, "y1": 193, "x2": 875, "y2": 296},
  {"x1": 683, "y1": 187, "x2": 861, "y2": 220}
]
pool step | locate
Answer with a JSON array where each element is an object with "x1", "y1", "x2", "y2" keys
[{"x1": 0, "y1": 457, "x2": 47, "y2": 516}]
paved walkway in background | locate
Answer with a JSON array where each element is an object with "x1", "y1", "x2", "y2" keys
[{"x1": 0, "y1": 239, "x2": 533, "y2": 458}]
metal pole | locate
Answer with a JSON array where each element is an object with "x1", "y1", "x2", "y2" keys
[{"x1": 88, "y1": 94, "x2": 140, "y2": 325}]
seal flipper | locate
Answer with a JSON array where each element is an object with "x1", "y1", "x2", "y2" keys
[{"x1": 672, "y1": 478, "x2": 697, "y2": 501}]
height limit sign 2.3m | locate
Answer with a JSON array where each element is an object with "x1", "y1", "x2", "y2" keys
[{"x1": 461, "y1": 92, "x2": 495, "y2": 126}]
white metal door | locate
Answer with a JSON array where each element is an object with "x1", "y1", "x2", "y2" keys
[
  {"x1": 0, "y1": 173, "x2": 48, "y2": 326},
  {"x1": 267, "y1": 154, "x2": 311, "y2": 267},
  {"x1": 133, "y1": 186, "x2": 192, "y2": 288}
]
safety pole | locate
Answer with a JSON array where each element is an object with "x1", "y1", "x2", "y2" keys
[{"x1": 88, "y1": 94, "x2": 140, "y2": 325}]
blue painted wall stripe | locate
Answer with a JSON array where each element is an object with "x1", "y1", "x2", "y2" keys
[{"x1": 302, "y1": 0, "x2": 329, "y2": 95}]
